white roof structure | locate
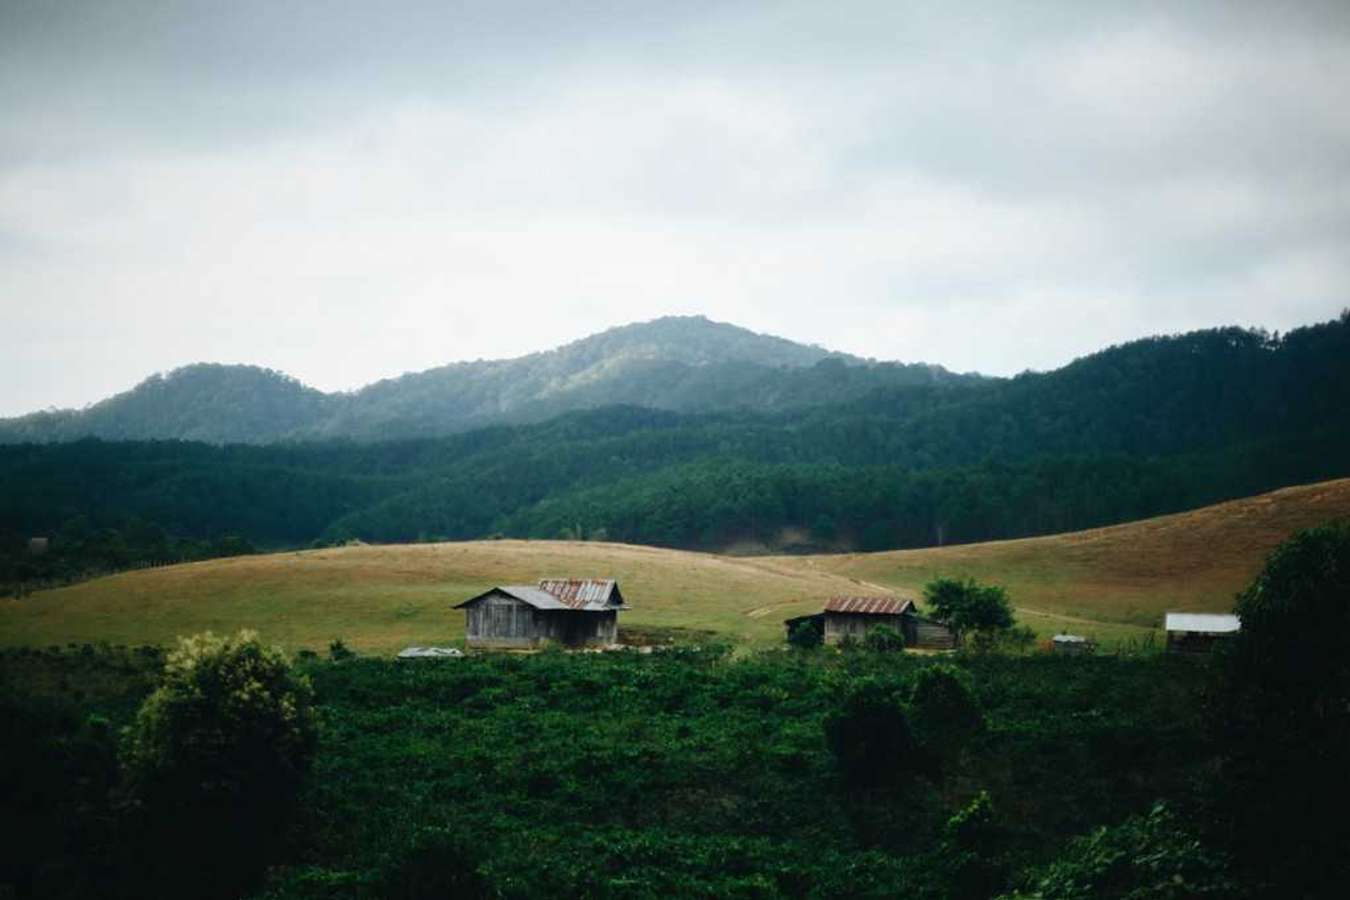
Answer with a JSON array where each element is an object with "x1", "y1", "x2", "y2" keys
[
  {"x1": 1164, "y1": 613, "x2": 1240, "y2": 634},
  {"x1": 1052, "y1": 633, "x2": 1090, "y2": 643},
  {"x1": 397, "y1": 646, "x2": 464, "y2": 659}
]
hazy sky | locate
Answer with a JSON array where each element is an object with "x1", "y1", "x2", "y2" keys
[{"x1": 2, "y1": 1, "x2": 1347, "y2": 416}]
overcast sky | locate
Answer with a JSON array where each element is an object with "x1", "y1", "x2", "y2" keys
[{"x1": 2, "y1": 0, "x2": 1347, "y2": 415}]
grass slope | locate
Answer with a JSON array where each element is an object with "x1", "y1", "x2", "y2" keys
[
  {"x1": 0, "y1": 541, "x2": 858, "y2": 654},
  {"x1": 3, "y1": 478, "x2": 1347, "y2": 654},
  {"x1": 778, "y1": 477, "x2": 1350, "y2": 644}
]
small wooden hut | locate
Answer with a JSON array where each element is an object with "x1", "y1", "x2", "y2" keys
[
  {"x1": 784, "y1": 596, "x2": 956, "y2": 649},
  {"x1": 1164, "y1": 612, "x2": 1239, "y2": 655},
  {"x1": 27, "y1": 537, "x2": 49, "y2": 556},
  {"x1": 455, "y1": 578, "x2": 628, "y2": 649}
]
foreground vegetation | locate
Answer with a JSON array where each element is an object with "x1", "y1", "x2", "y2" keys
[
  {"x1": 5, "y1": 641, "x2": 1222, "y2": 899},
  {"x1": 6, "y1": 519, "x2": 1347, "y2": 898}
]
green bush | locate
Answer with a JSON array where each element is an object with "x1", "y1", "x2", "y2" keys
[
  {"x1": 377, "y1": 827, "x2": 490, "y2": 899},
  {"x1": 823, "y1": 679, "x2": 916, "y2": 788},
  {"x1": 1211, "y1": 520, "x2": 1350, "y2": 895},
  {"x1": 788, "y1": 619, "x2": 823, "y2": 649},
  {"x1": 864, "y1": 624, "x2": 906, "y2": 652},
  {"x1": 941, "y1": 791, "x2": 1011, "y2": 899},
  {"x1": 910, "y1": 664, "x2": 983, "y2": 771},
  {"x1": 121, "y1": 630, "x2": 318, "y2": 897},
  {"x1": 1001, "y1": 803, "x2": 1243, "y2": 899},
  {"x1": 923, "y1": 576, "x2": 1015, "y2": 647}
]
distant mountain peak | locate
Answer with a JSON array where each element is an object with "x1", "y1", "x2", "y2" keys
[{"x1": 0, "y1": 315, "x2": 961, "y2": 444}]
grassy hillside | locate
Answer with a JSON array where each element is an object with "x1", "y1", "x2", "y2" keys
[
  {"x1": 4, "y1": 478, "x2": 1347, "y2": 654},
  {"x1": 780, "y1": 477, "x2": 1350, "y2": 644},
  {"x1": 0, "y1": 541, "x2": 860, "y2": 654}
]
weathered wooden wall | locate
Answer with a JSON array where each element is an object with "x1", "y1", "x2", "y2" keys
[
  {"x1": 903, "y1": 615, "x2": 957, "y2": 650},
  {"x1": 824, "y1": 612, "x2": 905, "y2": 643},
  {"x1": 465, "y1": 592, "x2": 536, "y2": 648},
  {"x1": 464, "y1": 591, "x2": 618, "y2": 648},
  {"x1": 1165, "y1": 632, "x2": 1232, "y2": 655}
]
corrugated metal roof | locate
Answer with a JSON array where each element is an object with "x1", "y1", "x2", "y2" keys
[
  {"x1": 453, "y1": 585, "x2": 567, "y2": 610},
  {"x1": 1053, "y1": 633, "x2": 1090, "y2": 643},
  {"x1": 537, "y1": 578, "x2": 626, "y2": 611},
  {"x1": 824, "y1": 596, "x2": 914, "y2": 615},
  {"x1": 1164, "y1": 613, "x2": 1240, "y2": 634},
  {"x1": 454, "y1": 580, "x2": 628, "y2": 612}
]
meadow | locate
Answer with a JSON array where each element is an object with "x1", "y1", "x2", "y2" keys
[{"x1": 2, "y1": 478, "x2": 1347, "y2": 654}]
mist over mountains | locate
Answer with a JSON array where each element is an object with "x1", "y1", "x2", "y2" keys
[{"x1": 0, "y1": 316, "x2": 973, "y2": 444}]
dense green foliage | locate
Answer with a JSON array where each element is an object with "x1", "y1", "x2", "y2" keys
[
  {"x1": 2, "y1": 316, "x2": 1348, "y2": 590},
  {"x1": 3, "y1": 643, "x2": 1231, "y2": 899},
  {"x1": 0, "y1": 317, "x2": 967, "y2": 444},
  {"x1": 863, "y1": 623, "x2": 906, "y2": 652},
  {"x1": 909, "y1": 665, "x2": 984, "y2": 772},
  {"x1": 1208, "y1": 520, "x2": 1350, "y2": 896},
  {"x1": 788, "y1": 619, "x2": 824, "y2": 649},
  {"x1": 1001, "y1": 803, "x2": 1244, "y2": 899},
  {"x1": 120, "y1": 631, "x2": 318, "y2": 898},
  {"x1": 923, "y1": 577, "x2": 1016, "y2": 645}
]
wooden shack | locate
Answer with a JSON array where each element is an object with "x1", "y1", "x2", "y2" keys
[
  {"x1": 455, "y1": 578, "x2": 628, "y2": 649},
  {"x1": 1164, "y1": 612, "x2": 1239, "y2": 655},
  {"x1": 784, "y1": 596, "x2": 956, "y2": 649},
  {"x1": 27, "y1": 537, "x2": 49, "y2": 556}
]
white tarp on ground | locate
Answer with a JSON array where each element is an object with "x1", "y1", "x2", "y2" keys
[
  {"x1": 1164, "y1": 613, "x2": 1241, "y2": 634},
  {"x1": 397, "y1": 646, "x2": 465, "y2": 659}
]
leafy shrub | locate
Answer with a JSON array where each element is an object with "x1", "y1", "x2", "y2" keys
[
  {"x1": 377, "y1": 826, "x2": 490, "y2": 899},
  {"x1": 824, "y1": 679, "x2": 916, "y2": 788},
  {"x1": 941, "y1": 791, "x2": 1011, "y2": 899},
  {"x1": 910, "y1": 664, "x2": 983, "y2": 770},
  {"x1": 328, "y1": 638, "x2": 355, "y2": 661},
  {"x1": 864, "y1": 624, "x2": 905, "y2": 652},
  {"x1": 923, "y1": 576, "x2": 1015, "y2": 647},
  {"x1": 788, "y1": 619, "x2": 823, "y2": 649},
  {"x1": 1001, "y1": 803, "x2": 1243, "y2": 899},
  {"x1": 121, "y1": 630, "x2": 318, "y2": 897},
  {"x1": 1210, "y1": 520, "x2": 1350, "y2": 895}
]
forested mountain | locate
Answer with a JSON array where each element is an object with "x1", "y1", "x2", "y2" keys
[
  {"x1": 3, "y1": 314, "x2": 1348, "y2": 588},
  {"x1": 0, "y1": 316, "x2": 972, "y2": 444}
]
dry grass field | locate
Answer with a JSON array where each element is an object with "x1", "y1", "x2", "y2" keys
[
  {"x1": 2, "y1": 478, "x2": 1347, "y2": 654},
  {"x1": 0, "y1": 540, "x2": 860, "y2": 655},
  {"x1": 776, "y1": 477, "x2": 1350, "y2": 645}
]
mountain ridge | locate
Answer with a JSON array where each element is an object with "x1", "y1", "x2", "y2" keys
[{"x1": 0, "y1": 315, "x2": 974, "y2": 444}]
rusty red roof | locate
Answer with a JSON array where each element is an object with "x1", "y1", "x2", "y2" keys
[
  {"x1": 824, "y1": 596, "x2": 914, "y2": 616},
  {"x1": 537, "y1": 578, "x2": 627, "y2": 611}
]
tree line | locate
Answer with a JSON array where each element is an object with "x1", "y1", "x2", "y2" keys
[{"x1": 0, "y1": 316, "x2": 1347, "y2": 582}]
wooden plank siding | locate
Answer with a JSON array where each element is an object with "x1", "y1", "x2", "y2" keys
[
  {"x1": 463, "y1": 589, "x2": 618, "y2": 649},
  {"x1": 904, "y1": 616, "x2": 958, "y2": 650},
  {"x1": 824, "y1": 611, "x2": 905, "y2": 644}
]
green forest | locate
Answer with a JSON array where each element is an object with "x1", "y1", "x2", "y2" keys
[{"x1": 2, "y1": 316, "x2": 1348, "y2": 590}]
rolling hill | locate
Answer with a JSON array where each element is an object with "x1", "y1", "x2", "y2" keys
[{"x1": 4, "y1": 477, "x2": 1346, "y2": 654}]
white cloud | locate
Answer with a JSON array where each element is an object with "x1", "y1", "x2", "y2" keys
[{"x1": 1, "y1": 1, "x2": 1347, "y2": 415}]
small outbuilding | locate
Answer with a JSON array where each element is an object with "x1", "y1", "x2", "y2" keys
[
  {"x1": 784, "y1": 596, "x2": 956, "y2": 649},
  {"x1": 1164, "y1": 612, "x2": 1240, "y2": 655},
  {"x1": 27, "y1": 537, "x2": 49, "y2": 556},
  {"x1": 455, "y1": 578, "x2": 628, "y2": 649},
  {"x1": 1052, "y1": 633, "x2": 1095, "y2": 655}
]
